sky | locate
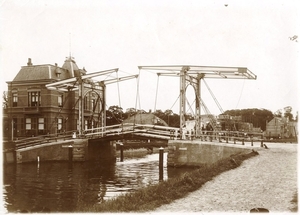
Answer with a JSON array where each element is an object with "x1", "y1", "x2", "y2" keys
[{"x1": 0, "y1": 0, "x2": 299, "y2": 117}]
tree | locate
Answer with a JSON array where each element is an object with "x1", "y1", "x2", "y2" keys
[
  {"x1": 106, "y1": 105, "x2": 124, "y2": 125},
  {"x1": 164, "y1": 109, "x2": 173, "y2": 116},
  {"x1": 153, "y1": 109, "x2": 180, "y2": 127},
  {"x1": 283, "y1": 106, "x2": 294, "y2": 121},
  {"x1": 168, "y1": 113, "x2": 180, "y2": 127},
  {"x1": 274, "y1": 109, "x2": 282, "y2": 117},
  {"x1": 223, "y1": 108, "x2": 273, "y2": 131},
  {"x1": 153, "y1": 109, "x2": 164, "y2": 120}
]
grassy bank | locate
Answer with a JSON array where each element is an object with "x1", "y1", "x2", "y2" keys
[
  {"x1": 290, "y1": 191, "x2": 298, "y2": 212},
  {"x1": 79, "y1": 150, "x2": 258, "y2": 212}
]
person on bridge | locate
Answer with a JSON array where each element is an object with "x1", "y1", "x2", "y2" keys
[
  {"x1": 206, "y1": 122, "x2": 213, "y2": 141},
  {"x1": 182, "y1": 125, "x2": 187, "y2": 140},
  {"x1": 174, "y1": 129, "x2": 178, "y2": 140}
]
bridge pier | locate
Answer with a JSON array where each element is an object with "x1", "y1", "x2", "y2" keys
[
  {"x1": 167, "y1": 140, "x2": 253, "y2": 167},
  {"x1": 12, "y1": 139, "x2": 88, "y2": 163},
  {"x1": 88, "y1": 139, "x2": 116, "y2": 161},
  {"x1": 7, "y1": 138, "x2": 116, "y2": 163}
]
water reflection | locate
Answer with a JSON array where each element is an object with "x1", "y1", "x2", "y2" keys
[{"x1": 3, "y1": 153, "x2": 194, "y2": 213}]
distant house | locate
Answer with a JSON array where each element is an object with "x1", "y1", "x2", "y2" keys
[
  {"x1": 4, "y1": 57, "x2": 104, "y2": 140},
  {"x1": 265, "y1": 117, "x2": 298, "y2": 139}
]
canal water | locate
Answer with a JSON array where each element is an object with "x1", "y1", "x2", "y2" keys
[{"x1": 3, "y1": 153, "x2": 194, "y2": 213}]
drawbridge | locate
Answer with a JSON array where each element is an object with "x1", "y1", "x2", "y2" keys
[
  {"x1": 12, "y1": 64, "x2": 256, "y2": 150},
  {"x1": 138, "y1": 65, "x2": 256, "y2": 136},
  {"x1": 13, "y1": 123, "x2": 180, "y2": 150}
]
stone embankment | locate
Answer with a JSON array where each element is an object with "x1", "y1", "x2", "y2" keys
[{"x1": 153, "y1": 142, "x2": 298, "y2": 213}]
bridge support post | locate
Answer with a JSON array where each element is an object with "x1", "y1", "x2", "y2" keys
[
  {"x1": 88, "y1": 139, "x2": 116, "y2": 161},
  {"x1": 159, "y1": 147, "x2": 164, "y2": 181},
  {"x1": 226, "y1": 131, "x2": 229, "y2": 143},
  {"x1": 120, "y1": 143, "x2": 124, "y2": 162},
  {"x1": 68, "y1": 146, "x2": 73, "y2": 161}
]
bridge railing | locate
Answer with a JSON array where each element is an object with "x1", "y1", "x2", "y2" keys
[
  {"x1": 84, "y1": 123, "x2": 134, "y2": 138},
  {"x1": 185, "y1": 130, "x2": 264, "y2": 147},
  {"x1": 12, "y1": 124, "x2": 264, "y2": 150},
  {"x1": 132, "y1": 124, "x2": 180, "y2": 140},
  {"x1": 14, "y1": 130, "x2": 76, "y2": 150},
  {"x1": 83, "y1": 124, "x2": 264, "y2": 146},
  {"x1": 83, "y1": 123, "x2": 181, "y2": 140}
]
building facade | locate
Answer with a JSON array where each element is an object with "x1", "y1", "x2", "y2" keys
[
  {"x1": 4, "y1": 57, "x2": 105, "y2": 141},
  {"x1": 265, "y1": 117, "x2": 298, "y2": 139}
]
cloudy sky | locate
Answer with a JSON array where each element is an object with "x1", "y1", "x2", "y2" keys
[{"x1": 1, "y1": 0, "x2": 299, "y2": 116}]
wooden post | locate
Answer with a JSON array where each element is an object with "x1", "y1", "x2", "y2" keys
[
  {"x1": 260, "y1": 134, "x2": 264, "y2": 147},
  {"x1": 226, "y1": 131, "x2": 228, "y2": 143},
  {"x1": 170, "y1": 130, "x2": 174, "y2": 140},
  {"x1": 159, "y1": 147, "x2": 164, "y2": 181},
  {"x1": 68, "y1": 146, "x2": 73, "y2": 161},
  {"x1": 120, "y1": 143, "x2": 124, "y2": 162}
]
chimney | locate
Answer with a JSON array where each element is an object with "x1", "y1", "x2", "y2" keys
[{"x1": 27, "y1": 58, "x2": 32, "y2": 66}]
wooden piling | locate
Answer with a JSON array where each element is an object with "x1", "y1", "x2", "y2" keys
[
  {"x1": 120, "y1": 143, "x2": 124, "y2": 162},
  {"x1": 159, "y1": 147, "x2": 164, "y2": 181}
]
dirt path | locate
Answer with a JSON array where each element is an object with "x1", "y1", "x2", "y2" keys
[{"x1": 152, "y1": 143, "x2": 298, "y2": 213}]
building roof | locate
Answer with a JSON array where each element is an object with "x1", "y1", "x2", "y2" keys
[
  {"x1": 62, "y1": 56, "x2": 86, "y2": 77},
  {"x1": 123, "y1": 113, "x2": 168, "y2": 126},
  {"x1": 13, "y1": 65, "x2": 66, "y2": 81},
  {"x1": 12, "y1": 57, "x2": 85, "y2": 82}
]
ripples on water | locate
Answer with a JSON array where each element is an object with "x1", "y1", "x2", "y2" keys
[{"x1": 3, "y1": 153, "x2": 194, "y2": 212}]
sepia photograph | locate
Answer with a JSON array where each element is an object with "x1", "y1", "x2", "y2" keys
[{"x1": 1, "y1": 0, "x2": 298, "y2": 214}]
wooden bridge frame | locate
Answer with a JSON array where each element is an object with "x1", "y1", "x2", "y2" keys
[
  {"x1": 46, "y1": 69, "x2": 137, "y2": 136},
  {"x1": 138, "y1": 65, "x2": 257, "y2": 137}
]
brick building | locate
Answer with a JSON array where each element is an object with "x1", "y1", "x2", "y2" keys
[{"x1": 4, "y1": 57, "x2": 105, "y2": 141}]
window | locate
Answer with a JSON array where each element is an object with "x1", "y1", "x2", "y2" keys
[
  {"x1": 58, "y1": 95, "x2": 63, "y2": 107},
  {"x1": 38, "y1": 118, "x2": 45, "y2": 135},
  {"x1": 84, "y1": 119, "x2": 88, "y2": 130},
  {"x1": 38, "y1": 118, "x2": 44, "y2": 130},
  {"x1": 91, "y1": 99, "x2": 95, "y2": 111},
  {"x1": 57, "y1": 118, "x2": 63, "y2": 133},
  {"x1": 25, "y1": 118, "x2": 31, "y2": 130},
  {"x1": 12, "y1": 93, "x2": 18, "y2": 107},
  {"x1": 91, "y1": 120, "x2": 94, "y2": 129},
  {"x1": 84, "y1": 96, "x2": 88, "y2": 110},
  {"x1": 28, "y1": 92, "x2": 41, "y2": 107}
]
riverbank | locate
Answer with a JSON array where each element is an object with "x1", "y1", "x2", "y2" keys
[
  {"x1": 153, "y1": 142, "x2": 298, "y2": 213},
  {"x1": 80, "y1": 150, "x2": 259, "y2": 212}
]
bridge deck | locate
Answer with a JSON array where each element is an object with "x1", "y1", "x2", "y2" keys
[{"x1": 12, "y1": 123, "x2": 264, "y2": 150}]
